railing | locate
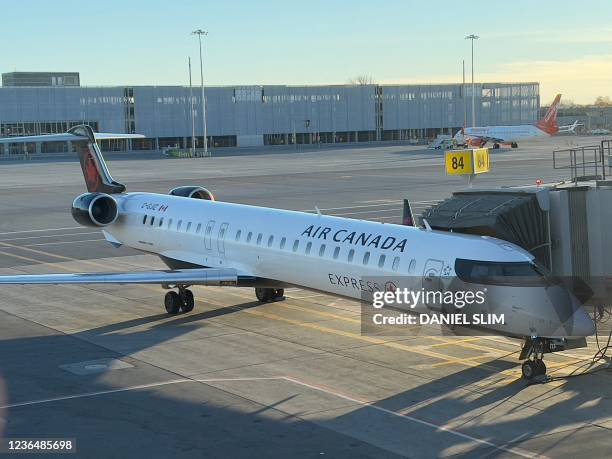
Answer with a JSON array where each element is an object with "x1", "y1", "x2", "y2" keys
[{"x1": 553, "y1": 141, "x2": 610, "y2": 182}]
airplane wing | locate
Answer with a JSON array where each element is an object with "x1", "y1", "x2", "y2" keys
[
  {"x1": 0, "y1": 132, "x2": 144, "y2": 143},
  {"x1": 0, "y1": 268, "x2": 240, "y2": 286}
]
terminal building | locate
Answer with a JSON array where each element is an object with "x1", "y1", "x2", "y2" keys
[{"x1": 0, "y1": 73, "x2": 540, "y2": 153}]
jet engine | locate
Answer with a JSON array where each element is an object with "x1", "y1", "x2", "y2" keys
[
  {"x1": 169, "y1": 186, "x2": 215, "y2": 201},
  {"x1": 71, "y1": 192, "x2": 119, "y2": 227}
]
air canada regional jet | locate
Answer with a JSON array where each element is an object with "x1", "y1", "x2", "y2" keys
[{"x1": 0, "y1": 126, "x2": 595, "y2": 379}]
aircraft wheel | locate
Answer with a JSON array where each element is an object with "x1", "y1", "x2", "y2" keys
[
  {"x1": 180, "y1": 289, "x2": 195, "y2": 313},
  {"x1": 273, "y1": 288, "x2": 285, "y2": 300},
  {"x1": 255, "y1": 287, "x2": 274, "y2": 303},
  {"x1": 493, "y1": 143, "x2": 500, "y2": 149},
  {"x1": 511, "y1": 142, "x2": 518, "y2": 148},
  {"x1": 165, "y1": 291, "x2": 181, "y2": 315},
  {"x1": 535, "y1": 360, "x2": 547, "y2": 376},
  {"x1": 521, "y1": 360, "x2": 537, "y2": 380}
]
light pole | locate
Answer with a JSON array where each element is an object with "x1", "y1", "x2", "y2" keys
[
  {"x1": 192, "y1": 29, "x2": 208, "y2": 157},
  {"x1": 465, "y1": 34, "x2": 479, "y2": 127}
]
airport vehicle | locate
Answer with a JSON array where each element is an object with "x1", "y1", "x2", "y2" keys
[
  {"x1": 0, "y1": 125, "x2": 595, "y2": 379},
  {"x1": 457, "y1": 94, "x2": 567, "y2": 148},
  {"x1": 589, "y1": 128, "x2": 611, "y2": 135}
]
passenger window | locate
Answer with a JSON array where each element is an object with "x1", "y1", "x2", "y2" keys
[
  {"x1": 142, "y1": 215, "x2": 147, "y2": 225},
  {"x1": 392, "y1": 257, "x2": 400, "y2": 271},
  {"x1": 150, "y1": 216, "x2": 155, "y2": 226},
  {"x1": 167, "y1": 218, "x2": 173, "y2": 229},
  {"x1": 292, "y1": 240, "x2": 299, "y2": 252},
  {"x1": 408, "y1": 259, "x2": 416, "y2": 274},
  {"x1": 280, "y1": 237, "x2": 286, "y2": 249},
  {"x1": 247, "y1": 232, "x2": 253, "y2": 243},
  {"x1": 378, "y1": 254, "x2": 386, "y2": 268},
  {"x1": 267, "y1": 235, "x2": 274, "y2": 247},
  {"x1": 159, "y1": 217, "x2": 164, "y2": 227},
  {"x1": 333, "y1": 247, "x2": 340, "y2": 259},
  {"x1": 235, "y1": 230, "x2": 242, "y2": 241},
  {"x1": 196, "y1": 223, "x2": 202, "y2": 234},
  {"x1": 186, "y1": 222, "x2": 192, "y2": 232},
  {"x1": 257, "y1": 233, "x2": 263, "y2": 245},
  {"x1": 305, "y1": 242, "x2": 312, "y2": 254},
  {"x1": 319, "y1": 244, "x2": 326, "y2": 257},
  {"x1": 363, "y1": 252, "x2": 370, "y2": 265},
  {"x1": 177, "y1": 220, "x2": 182, "y2": 231},
  {"x1": 348, "y1": 249, "x2": 355, "y2": 262},
  {"x1": 219, "y1": 226, "x2": 226, "y2": 238}
]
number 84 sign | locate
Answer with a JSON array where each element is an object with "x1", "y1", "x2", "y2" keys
[{"x1": 445, "y1": 148, "x2": 490, "y2": 175}]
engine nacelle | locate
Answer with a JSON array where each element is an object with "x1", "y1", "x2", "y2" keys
[
  {"x1": 169, "y1": 186, "x2": 215, "y2": 201},
  {"x1": 71, "y1": 193, "x2": 119, "y2": 227}
]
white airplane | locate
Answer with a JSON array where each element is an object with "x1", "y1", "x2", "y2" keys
[
  {"x1": 0, "y1": 125, "x2": 595, "y2": 379},
  {"x1": 456, "y1": 94, "x2": 565, "y2": 148}
]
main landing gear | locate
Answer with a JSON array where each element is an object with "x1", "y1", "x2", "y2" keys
[
  {"x1": 255, "y1": 287, "x2": 285, "y2": 303},
  {"x1": 164, "y1": 286, "x2": 195, "y2": 315},
  {"x1": 520, "y1": 337, "x2": 547, "y2": 380}
]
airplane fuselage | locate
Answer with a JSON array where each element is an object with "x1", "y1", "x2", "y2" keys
[
  {"x1": 463, "y1": 124, "x2": 549, "y2": 144},
  {"x1": 104, "y1": 192, "x2": 593, "y2": 339}
]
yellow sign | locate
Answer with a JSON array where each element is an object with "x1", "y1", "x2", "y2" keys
[
  {"x1": 445, "y1": 150, "x2": 473, "y2": 175},
  {"x1": 445, "y1": 148, "x2": 490, "y2": 175},
  {"x1": 472, "y1": 148, "x2": 490, "y2": 174}
]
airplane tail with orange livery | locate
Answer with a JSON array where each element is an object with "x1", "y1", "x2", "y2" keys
[{"x1": 535, "y1": 94, "x2": 561, "y2": 135}]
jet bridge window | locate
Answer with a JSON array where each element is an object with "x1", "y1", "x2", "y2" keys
[{"x1": 454, "y1": 259, "x2": 553, "y2": 286}]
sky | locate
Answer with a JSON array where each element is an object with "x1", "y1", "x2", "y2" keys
[{"x1": 2, "y1": 0, "x2": 611, "y2": 104}]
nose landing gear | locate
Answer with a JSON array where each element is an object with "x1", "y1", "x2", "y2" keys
[
  {"x1": 164, "y1": 285, "x2": 195, "y2": 314},
  {"x1": 520, "y1": 337, "x2": 547, "y2": 380}
]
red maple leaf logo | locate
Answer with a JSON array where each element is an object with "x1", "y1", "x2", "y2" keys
[{"x1": 83, "y1": 151, "x2": 101, "y2": 191}]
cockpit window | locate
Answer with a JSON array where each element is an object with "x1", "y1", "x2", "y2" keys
[{"x1": 455, "y1": 258, "x2": 554, "y2": 286}]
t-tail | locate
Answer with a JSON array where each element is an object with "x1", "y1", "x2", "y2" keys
[
  {"x1": 0, "y1": 124, "x2": 144, "y2": 194},
  {"x1": 535, "y1": 94, "x2": 561, "y2": 135}
]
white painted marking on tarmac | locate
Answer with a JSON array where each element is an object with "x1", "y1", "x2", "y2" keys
[
  {"x1": 21, "y1": 239, "x2": 105, "y2": 247},
  {"x1": 2, "y1": 375, "x2": 540, "y2": 457},
  {"x1": 0, "y1": 227, "x2": 84, "y2": 236},
  {"x1": 281, "y1": 376, "x2": 542, "y2": 458},
  {"x1": 0, "y1": 231, "x2": 100, "y2": 242}
]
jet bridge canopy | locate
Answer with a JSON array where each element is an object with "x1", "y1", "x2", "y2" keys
[{"x1": 421, "y1": 189, "x2": 550, "y2": 267}]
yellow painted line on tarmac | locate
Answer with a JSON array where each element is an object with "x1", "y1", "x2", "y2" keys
[{"x1": 427, "y1": 337, "x2": 482, "y2": 348}]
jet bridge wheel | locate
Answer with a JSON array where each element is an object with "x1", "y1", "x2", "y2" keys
[
  {"x1": 255, "y1": 288, "x2": 285, "y2": 303},
  {"x1": 165, "y1": 291, "x2": 181, "y2": 314}
]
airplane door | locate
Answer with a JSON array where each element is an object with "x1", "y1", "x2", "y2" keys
[
  {"x1": 217, "y1": 223, "x2": 229, "y2": 256},
  {"x1": 422, "y1": 258, "x2": 444, "y2": 311},
  {"x1": 204, "y1": 220, "x2": 215, "y2": 251}
]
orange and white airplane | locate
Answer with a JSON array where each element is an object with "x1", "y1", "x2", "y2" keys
[{"x1": 456, "y1": 94, "x2": 571, "y2": 148}]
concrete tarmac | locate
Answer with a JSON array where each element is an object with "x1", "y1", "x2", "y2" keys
[{"x1": 0, "y1": 137, "x2": 611, "y2": 458}]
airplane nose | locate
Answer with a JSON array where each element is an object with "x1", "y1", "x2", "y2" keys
[{"x1": 571, "y1": 307, "x2": 595, "y2": 337}]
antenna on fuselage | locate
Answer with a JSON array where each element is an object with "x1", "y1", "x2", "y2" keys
[
  {"x1": 315, "y1": 206, "x2": 322, "y2": 216},
  {"x1": 422, "y1": 219, "x2": 432, "y2": 231}
]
